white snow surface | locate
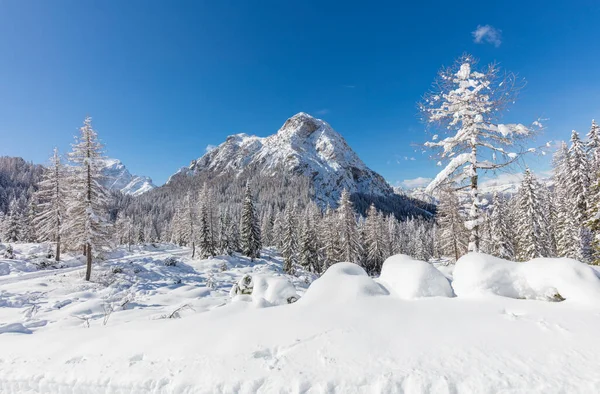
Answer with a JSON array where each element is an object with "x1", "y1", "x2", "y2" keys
[
  {"x1": 378, "y1": 254, "x2": 454, "y2": 299},
  {"x1": 2, "y1": 246, "x2": 600, "y2": 392},
  {"x1": 453, "y1": 253, "x2": 600, "y2": 304},
  {"x1": 170, "y1": 113, "x2": 393, "y2": 206}
]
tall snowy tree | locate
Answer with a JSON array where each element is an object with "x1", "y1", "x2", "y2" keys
[
  {"x1": 4, "y1": 199, "x2": 21, "y2": 243},
  {"x1": 587, "y1": 120, "x2": 600, "y2": 177},
  {"x1": 421, "y1": 55, "x2": 536, "y2": 253},
  {"x1": 181, "y1": 192, "x2": 196, "y2": 257},
  {"x1": 64, "y1": 117, "x2": 112, "y2": 280},
  {"x1": 197, "y1": 186, "x2": 216, "y2": 259},
  {"x1": 569, "y1": 130, "x2": 592, "y2": 260},
  {"x1": 34, "y1": 148, "x2": 67, "y2": 261},
  {"x1": 240, "y1": 184, "x2": 261, "y2": 259},
  {"x1": 436, "y1": 187, "x2": 468, "y2": 261},
  {"x1": 281, "y1": 204, "x2": 298, "y2": 273},
  {"x1": 488, "y1": 192, "x2": 514, "y2": 260},
  {"x1": 337, "y1": 189, "x2": 362, "y2": 264},
  {"x1": 320, "y1": 205, "x2": 340, "y2": 271},
  {"x1": 515, "y1": 169, "x2": 550, "y2": 261},
  {"x1": 364, "y1": 204, "x2": 385, "y2": 275},
  {"x1": 299, "y1": 215, "x2": 320, "y2": 273}
]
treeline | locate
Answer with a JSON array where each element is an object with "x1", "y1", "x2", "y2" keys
[{"x1": 437, "y1": 120, "x2": 600, "y2": 264}]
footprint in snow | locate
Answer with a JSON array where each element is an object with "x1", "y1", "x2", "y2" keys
[{"x1": 129, "y1": 353, "x2": 144, "y2": 366}]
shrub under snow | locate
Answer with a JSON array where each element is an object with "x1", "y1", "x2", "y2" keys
[
  {"x1": 452, "y1": 253, "x2": 600, "y2": 304},
  {"x1": 299, "y1": 262, "x2": 389, "y2": 305},
  {"x1": 378, "y1": 254, "x2": 454, "y2": 299},
  {"x1": 230, "y1": 274, "x2": 299, "y2": 307}
]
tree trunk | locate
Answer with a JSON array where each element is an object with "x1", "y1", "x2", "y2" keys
[
  {"x1": 191, "y1": 241, "x2": 196, "y2": 258},
  {"x1": 85, "y1": 243, "x2": 92, "y2": 281},
  {"x1": 468, "y1": 143, "x2": 480, "y2": 253},
  {"x1": 83, "y1": 245, "x2": 87, "y2": 256},
  {"x1": 55, "y1": 235, "x2": 61, "y2": 262}
]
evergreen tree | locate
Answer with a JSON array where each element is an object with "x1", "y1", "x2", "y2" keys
[
  {"x1": 489, "y1": 192, "x2": 515, "y2": 259},
  {"x1": 337, "y1": 189, "x2": 362, "y2": 264},
  {"x1": 260, "y1": 206, "x2": 274, "y2": 247},
  {"x1": 181, "y1": 192, "x2": 196, "y2": 257},
  {"x1": 515, "y1": 169, "x2": 550, "y2": 261},
  {"x1": 364, "y1": 204, "x2": 385, "y2": 275},
  {"x1": 299, "y1": 215, "x2": 320, "y2": 273},
  {"x1": 64, "y1": 116, "x2": 112, "y2": 280},
  {"x1": 587, "y1": 120, "x2": 600, "y2": 177},
  {"x1": 436, "y1": 188, "x2": 468, "y2": 261},
  {"x1": 34, "y1": 148, "x2": 67, "y2": 260},
  {"x1": 281, "y1": 204, "x2": 298, "y2": 273},
  {"x1": 240, "y1": 184, "x2": 261, "y2": 259},
  {"x1": 320, "y1": 206, "x2": 340, "y2": 271},
  {"x1": 569, "y1": 130, "x2": 592, "y2": 260},
  {"x1": 4, "y1": 199, "x2": 21, "y2": 243}
]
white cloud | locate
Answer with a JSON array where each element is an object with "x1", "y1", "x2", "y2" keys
[
  {"x1": 472, "y1": 25, "x2": 502, "y2": 47},
  {"x1": 205, "y1": 144, "x2": 217, "y2": 153},
  {"x1": 401, "y1": 177, "x2": 433, "y2": 189},
  {"x1": 315, "y1": 109, "x2": 330, "y2": 115},
  {"x1": 479, "y1": 172, "x2": 523, "y2": 189}
]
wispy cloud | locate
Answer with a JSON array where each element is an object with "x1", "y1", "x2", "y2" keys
[
  {"x1": 205, "y1": 144, "x2": 217, "y2": 153},
  {"x1": 341, "y1": 84, "x2": 356, "y2": 89},
  {"x1": 472, "y1": 25, "x2": 502, "y2": 47},
  {"x1": 401, "y1": 177, "x2": 432, "y2": 189},
  {"x1": 315, "y1": 108, "x2": 330, "y2": 115}
]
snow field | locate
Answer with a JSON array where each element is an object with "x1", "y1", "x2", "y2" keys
[{"x1": 1, "y1": 245, "x2": 600, "y2": 392}]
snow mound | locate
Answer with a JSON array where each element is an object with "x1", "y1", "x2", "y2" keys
[
  {"x1": 378, "y1": 254, "x2": 454, "y2": 299},
  {"x1": 299, "y1": 262, "x2": 388, "y2": 305},
  {"x1": 453, "y1": 253, "x2": 600, "y2": 304},
  {"x1": 230, "y1": 274, "x2": 299, "y2": 307}
]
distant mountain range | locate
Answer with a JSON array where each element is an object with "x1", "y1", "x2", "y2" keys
[{"x1": 98, "y1": 158, "x2": 156, "y2": 196}]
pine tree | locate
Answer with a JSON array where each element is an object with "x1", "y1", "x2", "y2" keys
[
  {"x1": 569, "y1": 130, "x2": 592, "y2": 260},
  {"x1": 515, "y1": 169, "x2": 549, "y2": 261},
  {"x1": 197, "y1": 188, "x2": 216, "y2": 259},
  {"x1": 4, "y1": 200, "x2": 21, "y2": 243},
  {"x1": 421, "y1": 55, "x2": 536, "y2": 253},
  {"x1": 488, "y1": 192, "x2": 515, "y2": 259},
  {"x1": 64, "y1": 116, "x2": 113, "y2": 280},
  {"x1": 260, "y1": 206, "x2": 274, "y2": 247},
  {"x1": 240, "y1": 184, "x2": 261, "y2": 259},
  {"x1": 587, "y1": 120, "x2": 600, "y2": 177},
  {"x1": 181, "y1": 192, "x2": 196, "y2": 257},
  {"x1": 299, "y1": 215, "x2": 320, "y2": 273},
  {"x1": 364, "y1": 204, "x2": 385, "y2": 275},
  {"x1": 337, "y1": 189, "x2": 362, "y2": 264},
  {"x1": 281, "y1": 204, "x2": 298, "y2": 273},
  {"x1": 320, "y1": 205, "x2": 340, "y2": 271},
  {"x1": 34, "y1": 148, "x2": 67, "y2": 260},
  {"x1": 436, "y1": 188, "x2": 468, "y2": 261},
  {"x1": 218, "y1": 207, "x2": 233, "y2": 255}
]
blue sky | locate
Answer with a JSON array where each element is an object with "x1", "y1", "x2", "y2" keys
[{"x1": 0, "y1": 1, "x2": 599, "y2": 187}]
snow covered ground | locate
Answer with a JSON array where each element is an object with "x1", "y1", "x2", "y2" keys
[{"x1": 1, "y1": 244, "x2": 600, "y2": 393}]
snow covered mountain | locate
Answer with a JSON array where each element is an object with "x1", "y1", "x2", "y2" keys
[
  {"x1": 171, "y1": 112, "x2": 393, "y2": 206},
  {"x1": 99, "y1": 158, "x2": 156, "y2": 196}
]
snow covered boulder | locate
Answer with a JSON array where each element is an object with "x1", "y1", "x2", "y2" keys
[
  {"x1": 452, "y1": 253, "x2": 600, "y2": 304},
  {"x1": 378, "y1": 255, "x2": 454, "y2": 299},
  {"x1": 299, "y1": 262, "x2": 389, "y2": 305}
]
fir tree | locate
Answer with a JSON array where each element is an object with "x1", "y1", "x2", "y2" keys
[
  {"x1": 489, "y1": 192, "x2": 515, "y2": 259},
  {"x1": 281, "y1": 204, "x2": 298, "y2": 273},
  {"x1": 515, "y1": 169, "x2": 550, "y2": 261},
  {"x1": 337, "y1": 189, "x2": 362, "y2": 264},
  {"x1": 436, "y1": 187, "x2": 468, "y2": 261},
  {"x1": 299, "y1": 215, "x2": 320, "y2": 273},
  {"x1": 240, "y1": 184, "x2": 261, "y2": 259},
  {"x1": 364, "y1": 204, "x2": 385, "y2": 275}
]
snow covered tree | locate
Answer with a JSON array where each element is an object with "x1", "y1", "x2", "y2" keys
[
  {"x1": 514, "y1": 169, "x2": 550, "y2": 261},
  {"x1": 217, "y1": 207, "x2": 234, "y2": 255},
  {"x1": 260, "y1": 207, "x2": 274, "y2": 247},
  {"x1": 64, "y1": 117, "x2": 112, "y2": 280},
  {"x1": 281, "y1": 204, "x2": 298, "y2": 274},
  {"x1": 4, "y1": 199, "x2": 21, "y2": 243},
  {"x1": 34, "y1": 148, "x2": 67, "y2": 261},
  {"x1": 320, "y1": 205, "x2": 340, "y2": 271},
  {"x1": 197, "y1": 186, "x2": 216, "y2": 259},
  {"x1": 299, "y1": 215, "x2": 320, "y2": 273},
  {"x1": 64, "y1": 116, "x2": 113, "y2": 280},
  {"x1": 181, "y1": 192, "x2": 196, "y2": 257},
  {"x1": 569, "y1": 130, "x2": 592, "y2": 260},
  {"x1": 114, "y1": 212, "x2": 134, "y2": 251},
  {"x1": 240, "y1": 184, "x2": 261, "y2": 259},
  {"x1": 436, "y1": 187, "x2": 468, "y2": 261},
  {"x1": 488, "y1": 192, "x2": 514, "y2": 260},
  {"x1": 587, "y1": 120, "x2": 600, "y2": 177},
  {"x1": 337, "y1": 189, "x2": 362, "y2": 264},
  {"x1": 364, "y1": 204, "x2": 385, "y2": 275},
  {"x1": 421, "y1": 55, "x2": 536, "y2": 253}
]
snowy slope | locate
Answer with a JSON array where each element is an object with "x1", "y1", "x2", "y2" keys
[
  {"x1": 170, "y1": 113, "x2": 393, "y2": 206},
  {"x1": 2, "y1": 246, "x2": 600, "y2": 392},
  {"x1": 99, "y1": 158, "x2": 156, "y2": 196}
]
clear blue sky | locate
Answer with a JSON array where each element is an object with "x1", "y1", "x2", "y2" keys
[{"x1": 0, "y1": 0, "x2": 599, "y2": 186}]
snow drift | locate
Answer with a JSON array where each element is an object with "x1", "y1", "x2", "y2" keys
[
  {"x1": 298, "y1": 262, "x2": 389, "y2": 305},
  {"x1": 378, "y1": 254, "x2": 454, "y2": 299},
  {"x1": 452, "y1": 253, "x2": 600, "y2": 303}
]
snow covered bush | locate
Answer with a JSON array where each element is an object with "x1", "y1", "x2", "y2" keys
[
  {"x1": 378, "y1": 255, "x2": 454, "y2": 299},
  {"x1": 164, "y1": 257, "x2": 178, "y2": 267},
  {"x1": 299, "y1": 262, "x2": 389, "y2": 305},
  {"x1": 3, "y1": 244, "x2": 14, "y2": 259},
  {"x1": 230, "y1": 274, "x2": 253, "y2": 296},
  {"x1": 452, "y1": 253, "x2": 600, "y2": 303},
  {"x1": 251, "y1": 275, "x2": 299, "y2": 306}
]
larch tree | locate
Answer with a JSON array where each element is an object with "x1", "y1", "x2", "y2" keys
[
  {"x1": 240, "y1": 183, "x2": 261, "y2": 259},
  {"x1": 34, "y1": 148, "x2": 67, "y2": 261},
  {"x1": 65, "y1": 116, "x2": 112, "y2": 281},
  {"x1": 421, "y1": 54, "x2": 537, "y2": 252}
]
